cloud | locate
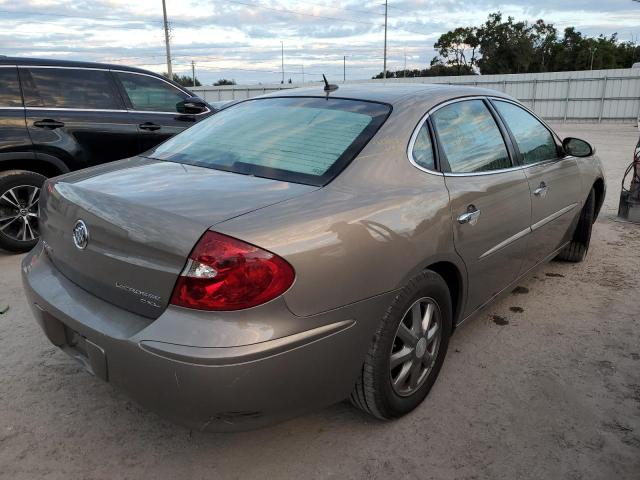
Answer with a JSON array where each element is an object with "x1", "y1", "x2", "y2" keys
[{"x1": 1, "y1": 0, "x2": 639, "y2": 84}]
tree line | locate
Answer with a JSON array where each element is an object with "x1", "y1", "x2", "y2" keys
[
  {"x1": 163, "y1": 73, "x2": 237, "y2": 88},
  {"x1": 374, "y1": 12, "x2": 640, "y2": 79}
]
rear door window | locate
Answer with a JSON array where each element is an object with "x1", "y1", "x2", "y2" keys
[
  {"x1": 432, "y1": 99, "x2": 511, "y2": 173},
  {"x1": 0, "y1": 67, "x2": 23, "y2": 107},
  {"x1": 21, "y1": 67, "x2": 122, "y2": 109},
  {"x1": 493, "y1": 100, "x2": 559, "y2": 165},
  {"x1": 411, "y1": 123, "x2": 436, "y2": 171},
  {"x1": 116, "y1": 72, "x2": 187, "y2": 112}
]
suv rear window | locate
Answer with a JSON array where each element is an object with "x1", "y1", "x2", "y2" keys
[
  {"x1": 22, "y1": 68, "x2": 121, "y2": 110},
  {"x1": 149, "y1": 97, "x2": 391, "y2": 186}
]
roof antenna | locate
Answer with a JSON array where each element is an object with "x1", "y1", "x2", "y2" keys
[{"x1": 322, "y1": 74, "x2": 338, "y2": 93}]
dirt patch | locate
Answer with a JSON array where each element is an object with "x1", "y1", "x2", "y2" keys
[
  {"x1": 511, "y1": 286, "x2": 529, "y2": 295},
  {"x1": 491, "y1": 315, "x2": 509, "y2": 326},
  {"x1": 509, "y1": 306, "x2": 524, "y2": 313}
]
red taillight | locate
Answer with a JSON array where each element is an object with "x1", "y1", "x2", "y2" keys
[{"x1": 170, "y1": 231, "x2": 295, "y2": 311}]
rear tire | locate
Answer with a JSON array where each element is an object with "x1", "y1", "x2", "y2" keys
[
  {"x1": 0, "y1": 170, "x2": 46, "y2": 253},
  {"x1": 555, "y1": 188, "x2": 595, "y2": 263},
  {"x1": 350, "y1": 270, "x2": 452, "y2": 419}
]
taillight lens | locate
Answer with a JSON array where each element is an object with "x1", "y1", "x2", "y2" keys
[{"x1": 170, "y1": 231, "x2": 295, "y2": 311}]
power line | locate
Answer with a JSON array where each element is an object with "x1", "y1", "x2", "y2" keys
[{"x1": 2, "y1": 4, "x2": 431, "y2": 36}]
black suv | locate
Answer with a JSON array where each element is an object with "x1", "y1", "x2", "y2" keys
[{"x1": 0, "y1": 57, "x2": 213, "y2": 252}]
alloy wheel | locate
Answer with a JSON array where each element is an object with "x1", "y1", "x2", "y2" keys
[
  {"x1": 389, "y1": 296, "x2": 442, "y2": 397},
  {"x1": 0, "y1": 185, "x2": 40, "y2": 242}
]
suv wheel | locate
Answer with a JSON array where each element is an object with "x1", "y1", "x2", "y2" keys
[
  {"x1": 0, "y1": 170, "x2": 46, "y2": 253},
  {"x1": 350, "y1": 270, "x2": 452, "y2": 419}
]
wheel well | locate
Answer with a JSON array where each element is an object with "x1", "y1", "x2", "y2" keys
[
  {"x1": 427, "y1": 261, "x2": 463, "y2": 326},
  {"x1": 592, "y1": 178, "x2": 605, "y2": 220},
  {"x1": 0, "y1": 159, "x2": 64, "y2": 178}
]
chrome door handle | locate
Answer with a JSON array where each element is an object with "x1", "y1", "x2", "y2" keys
[
  {"x1": 534, "y1": 182, "x2": 548, "y2": 197},
  {"x1": 458, "y1": 206, "x2": 481, "y2": 225}
]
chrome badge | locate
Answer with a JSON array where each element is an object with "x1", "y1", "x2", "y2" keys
[{"x1": 72, "y1": 220, "x2": 89, "y2": 250}]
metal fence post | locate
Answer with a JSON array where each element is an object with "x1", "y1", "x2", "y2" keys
[
  {"x1": 532, "y1": 79, "x2": 537, "y2": 112},
  {"x1": 563, "y1": 78, "x2": 572, "y2": 123},
  {"x1": 598, "y1": 76, "x2": 608, "y2": 123}
]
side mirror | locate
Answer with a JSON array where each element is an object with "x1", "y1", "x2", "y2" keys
[
  {"x1": 563, "y1": 137, "x2": 594, "y2": 157},
  {"x1": 176, "y1": 96, "x2": 209, "y2": 115}
]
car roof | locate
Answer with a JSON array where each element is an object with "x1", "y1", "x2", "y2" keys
[
  {"x1": 0, "y1": 56, "x2": 166, "y2": 77},
  {"x1": 261, "y1": 82, "x2": 513, "y2": 108},
  {"x1": 0, "y1": 56, "x2": 194, "y2": 94}
]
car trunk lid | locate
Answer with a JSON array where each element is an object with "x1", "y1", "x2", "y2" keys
[{"x1": 41, "y1": 157, "x2": 316, "y2": 318}]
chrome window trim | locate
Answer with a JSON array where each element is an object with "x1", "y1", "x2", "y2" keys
[
  {"x1": 128, "y1": 108, "x2": 210, "y2": 116},
  {"x1": 24, "y1": 107, "x2": 127, "y2": 113},
  {"x1": 0, "y1": 65, "x2": 17, "y2": 68},
  {"x1": 0, "y1": 106, "x2": 25, "y2": 110},
  {"x1": 408, "y1": 95, "x2": 524, "y2": 178},
  {"x1": 18, "y1": 65, "x2": 110, "y2": 72},
  {"x1": 406, "y1": 111, "x2": 443, "y2": 176}
]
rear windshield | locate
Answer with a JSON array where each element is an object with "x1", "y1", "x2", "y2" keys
[{"x1": 149, "y1": 97, "x2": 391, "y2": 186}]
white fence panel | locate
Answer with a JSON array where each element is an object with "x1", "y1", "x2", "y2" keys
[{"x1": 192, "y1": 68, "x2": 640, "y2": 123}]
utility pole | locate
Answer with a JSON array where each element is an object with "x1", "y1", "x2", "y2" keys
[
  {"x1": 404, "y1": 48, "x2": 407, "y2": 78},
  {"x1": 589, "y1": 46, "x2": 597, "y2": 70},
  {"x1": 191, "y1": 60, "x2": 196, "y2": 87},
  {"x1": 162, "y1": 0, "x2": 172, "y2": 78},
  {"x1": 281, "y1": 41, "x2": 284, "y2": 84},
  {"x1": 343, "y1": 56, "x2": 346, "y2": 82},
  {"x1": 383, "y1": 0, "x2": 388, "y2": 79}
]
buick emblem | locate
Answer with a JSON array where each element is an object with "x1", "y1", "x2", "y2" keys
[{"x1": 72, "y1": 220, "x2": 89, "y2": 250}]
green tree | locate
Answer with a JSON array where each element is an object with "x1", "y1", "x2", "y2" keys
[
  {"x1": 432, "y1": 12, "x2": 640, "y2": 75},
  {"x1": 162, "y1": 73, "x2": 201, "y2": 87},
  {"x1": 434, "y1": 27, "x2": 479, "y2": 73},
  {"x1": 213, "y1": 79, "x2": 236, "y2": 86}
]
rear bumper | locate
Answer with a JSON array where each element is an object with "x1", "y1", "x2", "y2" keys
[{"x1": 22, "y1": 242, "x2": 394, "y2": 431}]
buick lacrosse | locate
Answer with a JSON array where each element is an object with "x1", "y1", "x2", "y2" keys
[{"x1": 22, "y1": 84, "x2": 605, "y2": 431}]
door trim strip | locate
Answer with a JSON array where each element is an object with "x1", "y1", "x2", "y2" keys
[
  {"x1": 479, "y1": 226, "x2": 531, "y2": 260},
  {"x1": 531, "y1": 203, "x2": 579, "y2": 231}
]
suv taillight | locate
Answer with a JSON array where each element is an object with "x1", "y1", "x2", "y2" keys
[{"x1": 170, "y1": 231, "x2": 295, "y2": 311}]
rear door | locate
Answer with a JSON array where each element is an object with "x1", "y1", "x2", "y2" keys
[
  {"x1": 491, "y1": 99, "x2": 582, "y2": 269},
  {"x1": 113, "y1": 71, "x2": 207, "y2": 152},
  {"x1": 0, "y1": 66, "x2": 32, "y2": 159},
  {"x1": 20, "y1": 66, "x2": 140, "y2": 170},
  {"x1": 432, "y1": 98, "x2": 532, "y2": 316}
]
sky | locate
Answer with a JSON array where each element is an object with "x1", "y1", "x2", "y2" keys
[{"x1": 1, "y1": 0, "x2": 639, "y2": 85}]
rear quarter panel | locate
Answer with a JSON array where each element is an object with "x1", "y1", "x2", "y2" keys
[{"x1": 215, "y1": 100, "x2": 465, "y2": 317}]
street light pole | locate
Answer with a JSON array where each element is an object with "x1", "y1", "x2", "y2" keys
[
  {"x1": 191, "y1": 60, "x2": 196, "y2": 87},
  {"x1": 281, "y1": 41, "x2": 284, "y2": 84},
  {"x1": 343, "y1": 55, "x2": 346, "y2": 82},
  {"x1": 404, "y1": 48, "x2": 407, "y2": 78},
  {"x1": 383, "y1": 0, "x2": 388, "y2": 79},
  {"x1": 162, "y1": 0, "x2": 172, "y2": 78}
]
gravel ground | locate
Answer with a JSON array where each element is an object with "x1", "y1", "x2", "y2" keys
[{"x1": 0, "y1": 123, "x2": 639, "y2": 480}]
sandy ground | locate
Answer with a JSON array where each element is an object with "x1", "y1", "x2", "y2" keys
[{"x1": 0, "y1": 123, "x2": 639, "y2": 480}]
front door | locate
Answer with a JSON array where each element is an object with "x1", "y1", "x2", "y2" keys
[
  {"x1": 490, "y1": 99, "x2": 582, "y2": 270},
  {"x1": 113, "y1": 71, "x2": 205, "y2": 153},
  {"x1": 19, "y1": 66, "x2": 140, "y2": 170},
  {"x1": 431, "y1": 99, "x2": 532, "y2": 316}
]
